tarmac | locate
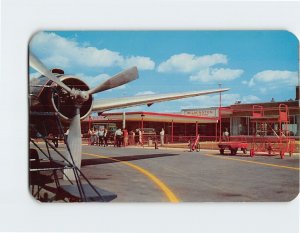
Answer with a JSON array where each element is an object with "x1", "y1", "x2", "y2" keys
[
  {"x1": 78, "y1": 144, "x2": 299, "y2": 202},
  {"x1": 32, "y1": 142, "x2": 299, "y2": 202}
]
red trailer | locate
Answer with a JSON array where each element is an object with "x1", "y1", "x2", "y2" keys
[{"x1": 218, "y1": 141, "x2": 248, "y2": 155}]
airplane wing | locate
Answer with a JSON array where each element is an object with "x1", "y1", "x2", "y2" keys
[{"x1": 92, "y1": 88, "x2": 229, "y2": 112}]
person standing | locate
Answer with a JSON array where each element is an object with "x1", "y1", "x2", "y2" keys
[
  {"x1": 130, "y1": 130, "x2": 135, "y2": 145},
  {"x1": 115, "y1": 128, "x2": 123, "y2": 147},
  {"x1": 160, "y1": 128, "x2": 165, "y2": 146},
  {"x1": 123, "y1": 128, "x2": 128, "y2": 146},
  {"x1": 103, "y1": 128, "x2": 108, "y2": 147},
  {"x1": 223, "y1": 128, "x2": 229, "y2": 141},
  {"x1": 94, "y1": 128, "x2": 99, "y2": 145},
  {"x1": 138, "y1": 128, "x2": 143, "y2": 146},
  {"x1": 135, "y1": 129, "x2": 139, "y2": 145},
  {"x1": 90, "y1": 128, "x2": 97, "y2": 145},
  {"x1": 98, "y1": 127, "x2": 104, "y2": 146}
]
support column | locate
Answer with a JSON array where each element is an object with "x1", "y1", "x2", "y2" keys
[
  {"x1": 219, "y1": 83, "x2": 222, "y2": 142},
  {"x1": 198, "y1": 122, "x2": 200, "y2": 143},
  {"x1": 219, "y1": 108, "x2": 222, "y2": 142},
  {"x1": 171, "y1": 120, "x2": 174, "y2": 143},
  {"x1": 122, "y1": 112, "x2": 126, "y2": 129},
  {"x1": 141, "y1": 115, "x2": 144, "y2": 144},
  {"x1": 88, "y1": 116, "x2": 92, "y2": 145},
  {"x1": 215, "y1": 122, "x2": 218, "y2": 142}
]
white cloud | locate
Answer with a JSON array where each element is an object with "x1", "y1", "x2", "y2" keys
[
  {"x1": 157, "y1": 53, "x2": 227, "y2": 73},
  {"x1": 135, "y1": 91, "x2": 156, "y2": 96},
  {"x1": 157, "y1": 53, "x2": 243, "y2": 83},
  {"x1": 30, "y1": 32, "x2": 155, "y2": 71},
  {"x1": 43, "y1": 55, "x2": 71, "y2": 68},
  {"x1": 77, "y1": 73, "x2": 110, "y2": 88},
  {"x1": 249, "y1": 70, "x2": 298, "y2": 87},
  {"x1": 190, "y1": 68, "x2": 244, "y2": 82},
  {"x1": 122, "y1": 56, "x2": 155, "y2": 70}
]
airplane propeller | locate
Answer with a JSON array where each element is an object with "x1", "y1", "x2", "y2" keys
[
  {"x1": 29, "y1": 53, "x2": 74, "y2": 95},
  {"x1": 29, "y1": 51, "x2": 139, "y2": 179},
  {"x1": 88, "y1": 67, "x2": 138, "y2": 95},
  {"x1": 64, "y1": 108, "x2": 82, "y2": 179}
]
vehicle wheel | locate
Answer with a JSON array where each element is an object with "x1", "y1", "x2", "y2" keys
[
  {"x1": 242, "y1": 148, "x2": 247, "y2": 154},
  {"x1": 230, "y1": 149, "x2": 237, "y2": 155},
  {"x1": 220, "y1": 149, "x2": 224, "y2": 155}
]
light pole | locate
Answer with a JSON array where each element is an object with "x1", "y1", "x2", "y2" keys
[
  {"x1": 219, "y1": 83, "x2": 222, "y2": 142},
  {"x1": 103, "y1": 115, "x2": 109, "y2": 127},
  {"x1": 141, "y1": 113, "x2": 145, "y2": 145},
  {"x1": 122, "y1": 111, "x2": 126, "y2": 129}
]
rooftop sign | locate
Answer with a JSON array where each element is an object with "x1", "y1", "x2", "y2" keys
[{"x1": 181, "y1": 108, "x2": 219, "y2": 117}]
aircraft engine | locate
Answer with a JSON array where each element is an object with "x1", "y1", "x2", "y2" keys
[{"x1": 29, "y1": 70, "x2": 93, "y2": 122}]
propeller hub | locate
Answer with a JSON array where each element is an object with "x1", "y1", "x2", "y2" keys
[
  {"x1": 71, "y1": 89, "x2": 89, "y2": 104},
  {"x1": 51, "y1": 76, "x2": 93, "y2": 121},
  {"x1": 79, "y1": 91, "x2": 89, "y2": 102}
]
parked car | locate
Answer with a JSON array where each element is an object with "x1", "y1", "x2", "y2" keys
[{"x1": 142, "y1": 128, "x2": 156, "y2": 140}]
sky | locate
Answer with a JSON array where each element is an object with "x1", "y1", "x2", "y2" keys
[{"x1": 29, "y1": 30, "x2": 299, "y2": 113}]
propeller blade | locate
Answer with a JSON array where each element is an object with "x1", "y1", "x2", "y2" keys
[
  {"x1": 88, "y1": 66, "x2": 138, "y2": 95},
  {"x1": 65, "y1": 109, "x2": 82, "y2": 180},
  {"x1": 29, "y1": 52, "x2": 73, "y2": 94}
]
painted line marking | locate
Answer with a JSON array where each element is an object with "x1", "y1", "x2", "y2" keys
[
  {"x1": 205, "y1": 153, "x2": 300, "y2": 171},
  {"x1": 83, "y1": 152, "x2": 180, "y2": 203}
]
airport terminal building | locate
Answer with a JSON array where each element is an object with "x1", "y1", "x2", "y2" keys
[{"x1": 83, "y1": 87, "x2": 300, "y2": 142}]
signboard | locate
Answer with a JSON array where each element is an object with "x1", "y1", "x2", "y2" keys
[{"x1": 181, "y1": 108, "x2": 219, "y2": 117}]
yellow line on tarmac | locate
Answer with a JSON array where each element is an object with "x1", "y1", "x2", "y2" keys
[
  {"x1": 205, "y1": 154, "x2": 300, "y2": 171},
  {"x1": 83, "y1": 152, "x2": 180, "y2": 203}
]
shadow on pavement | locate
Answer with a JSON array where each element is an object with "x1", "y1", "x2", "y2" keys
[{"x1": 82, "y1": 153, "x2": 179, "y2": 166}]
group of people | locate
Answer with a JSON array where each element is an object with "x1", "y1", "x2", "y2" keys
[
  {"x1": 88, "y1": 127, "x2": 166, "y2": 147},
  {"x1": 89, "y1": 127, "x2": 109, "y2": 146},
  {"x1": 88, "y1": 127, "x2": 128, "y2": 147},
  {"x1": 130, "y1": 128, "x2": 165, "y2": 146}
]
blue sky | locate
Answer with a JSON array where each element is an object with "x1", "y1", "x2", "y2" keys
[{"x1": 29, "y1": 30, "x2": 299, "y2": 113}]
